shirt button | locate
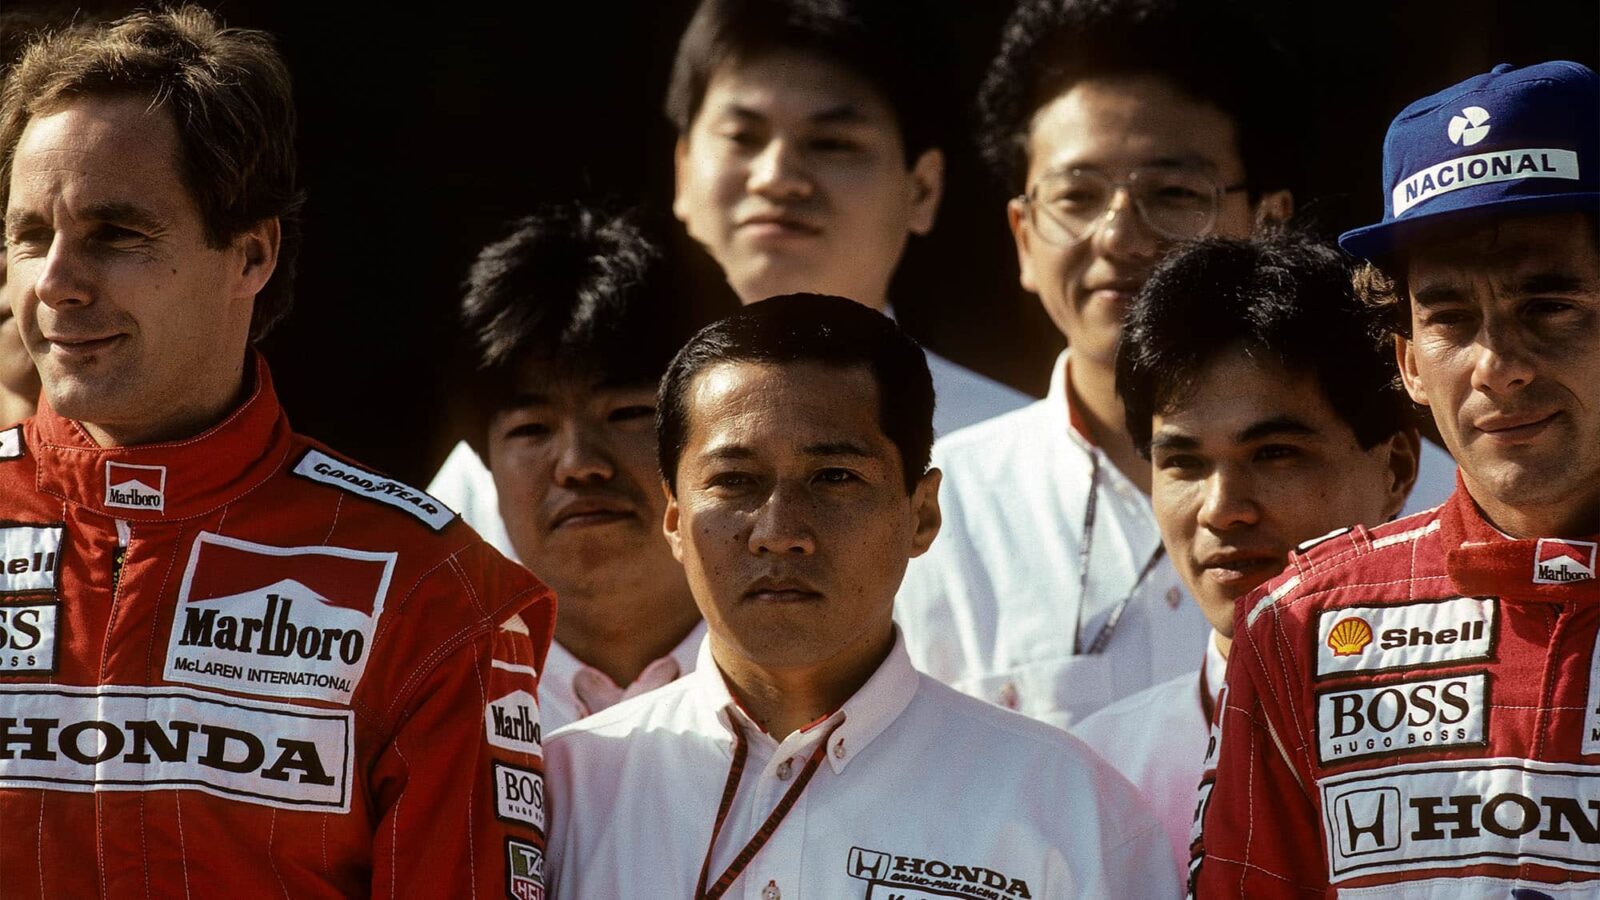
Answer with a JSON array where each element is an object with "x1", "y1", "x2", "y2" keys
[
  {"x1": 1166, "y1": 586, "x2": 1183, "y2": 609},
  {"x1": 762, "y1": 879, "x2": 781, "y2": 900},
  {"x1": 833, "y1": 737, "x2": 846, "y2": 759},
  {"x1": 776, "y1": 759, "x2": 793, "y2": 781}
]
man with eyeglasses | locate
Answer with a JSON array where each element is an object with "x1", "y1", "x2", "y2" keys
[{"x1": 898, "y1": 0, "x2": 1318, "y2": 728}]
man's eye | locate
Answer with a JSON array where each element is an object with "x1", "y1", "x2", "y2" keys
[
  {"x1": 6, "y1": 227, "x2": 52, "y2": 248},
  {"x1": 707, "y1": 472, "x2": 753, "y2": 489},
  {"x1": 1421, "y1": 308, "x2": 1473, "y2": 329},
  {"x1": 808, "y1": 136, "x2": 860, "y2": 154},
  {"x1": 721, "y1": 128, "x2": 762, "y2": 149},
  {"x1": 1157, "y1": 454, "x2": 1204, "y2": 474},
  {"x1": 814, "y1": 468, "x2": 857, "y2": 484},
  {"x1": 94, "y1": 225, "x2": 145, "y2": 244},
  {"x1": 504, "y1": 422, "x2": 550, "y2": 440},
  {"x1": 1255, "y1": 444, "x2": 1301, "y2": 463},
  {"x1": 1526, "y1": 299, "x2": 1576, "y2": 317}
]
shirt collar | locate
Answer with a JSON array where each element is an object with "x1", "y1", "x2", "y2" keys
[
  {"x1": 691, "y1": 627, "x2": 921, "y2": 774},
  {"x1": 1439, "y1": 475, "x2": 1599, "y2": 603},
  {"x1": 31, "y1": 352, "x2": 293, "y2": 522},
  {"x1": 546, "y1": 619, "x2": 708, "y2": 716}
]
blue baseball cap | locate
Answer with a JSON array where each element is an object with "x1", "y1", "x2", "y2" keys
[{"x1": 1338, "y1": 60, "x2": 1599, "y2": 260}]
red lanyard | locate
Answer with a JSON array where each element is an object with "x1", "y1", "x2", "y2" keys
[{"x1": 695, "y1": 718, "x2": 842, "y2": 900}]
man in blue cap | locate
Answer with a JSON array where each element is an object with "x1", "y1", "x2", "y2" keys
[{"x1": 1191, "y1": 60, "x2": 1599, "y2": 897}]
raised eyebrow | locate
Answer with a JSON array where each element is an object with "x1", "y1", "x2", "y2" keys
[
  {"x1": 801, "y1": 440, "x2": 874, "y2": 459},
  {"x1": 1237, "y1": 416, "x2": 1320, "y2": 444},
  {"x1": 698, "y1": 444, "x2": 756, "y2": 462},
  {"x1": 1517, "y1": 273, "x2": 1587, "y2": 296},
  {"x1": 3, "y1": 209, "x2": 48, "y2": 235},
  {"x1": 84, "y1": 201, "x2": 166, "y2": 233}
]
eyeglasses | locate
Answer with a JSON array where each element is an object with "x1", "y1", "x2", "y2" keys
[{"x1": 1018, "y1": 165, "x2": 1248, "y2": 246}]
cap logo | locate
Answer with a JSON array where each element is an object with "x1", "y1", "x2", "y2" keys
[
  {"x1": 105, "y1": 461, "x2": 167, "y2": 512},
  {"x1": 1533, "y1": 538, "x2": 1596, "y2": 584},
  {"x1": 1448, "y1": 106, "x2": 1492, "y2": 146}
]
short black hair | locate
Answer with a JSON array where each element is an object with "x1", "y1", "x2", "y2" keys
[
  {"x1": 664, "y1": 0, "x2": 947, "y2": 163},
  {"x1": 1116, "y1": 232, "x2": 1410, "y2": 456},
  {"x1": 461, "y1": 204, "x2": 687, "y2": 447},
  {"x1": 977, "y1": 0, "x2": 1300, "y2": 198},
  {"x1": 657, "y1": 293, "x2": 934, "y2": 492}
]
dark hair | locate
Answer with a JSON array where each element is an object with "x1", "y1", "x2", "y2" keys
[
  {"x1": 1116, "y1": 232, "x2": 1410, "y2": 456},
  {"x1": 0, "y1": 6, "x2": 304, "y2": 341},
  {"x1": 664, "y1": 0, "x2": 946, "y2": 163},
  {"x1": 657, "y1": 293, "x2": 934, "y2": 492},
  {"x1": 977, "y1": 0, "x2": 1299, "y2": 198},
  {"x1": 461, "y1": 204, "x2": 687, "y2": 438}
]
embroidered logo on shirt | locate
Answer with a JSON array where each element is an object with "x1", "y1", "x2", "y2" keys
[
  {"x1": 162, "y1": 532, "x2": 396, "y2": 705},
  {"x1": 104, "y1": 461, "x2": 166, "y2": 512},
  {"x1": 485, "y1": 689, "x2": 542, "y2": 757},
  {"x1": 1315, "y1": 673, "x2": 1487, "y2": 765},
  {"x1": 506, "y1": 838, "x2": 545, "y2": 900},
  {"x1": 492, "y1": 761, "x2": 545, "y2": 833},
  {"x1": 0, "y1": 426, "x2": 22, "y2": 460},
  {"x1": 845, "y1": 846, "x2": 1033, "y2": 899},
  {"x1": 1320, "y1": 759, "x2": 1600, "y2": 882},
  {"x1": 1315, "y1": 598, "x2": 1496, "y2": 679},
  {"x1": 1326, "y1": 617, "x2": 1373, "y2": 657},
  {"x1": 0, "y1": 524, "x2": 63, "y2": 595},
  {"x1": 1583, "y1": 637, "x2": 1600, "y2": 757},
  {"x1": 1534, "y1": 538, "x2": 1597, "y2": 585},
  {"x1": 0, "y1": 601, "x2": 58, "y2": 674},
  {"x1": 0, "y1": 684, "x2": 355, "y2": 811},
  {"x1": 291, "y1": 449, "x2": 455, "y2": 531}
]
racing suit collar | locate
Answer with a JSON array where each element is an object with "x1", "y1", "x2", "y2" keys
[
  {"x1": 1440, "y1": 476, "x2": 1599, "y2": 602},
  {"x1": 32, "y1": 352, "x2": 294, "y2": 522}
]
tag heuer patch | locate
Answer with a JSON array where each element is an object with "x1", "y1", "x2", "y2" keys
[
  {"x1": 506, "y1": 838, "x2": 544, "y2": 900},
  {"x1": 292, "y1": 449, "x2": 455, "y2": 531}
]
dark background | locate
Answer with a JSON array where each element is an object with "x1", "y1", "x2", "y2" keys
[{"x1": 8, "y1": 1, "x2": 1599, "y2": 484}]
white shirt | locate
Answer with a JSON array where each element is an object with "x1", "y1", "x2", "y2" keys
[
  {"x1": 426, "y1": 440, "x2": 517, "y2": 559},
  {"x1": 546, "y1": 632, "x2": 1179, "y2": 900},
  {"x1": 925, "y1": 348, "x2": 1031, "y2": 436},
  {"x1": 897, "y1": 351, "x2": 1211, "y2": 730},
  {"x1": 1071, "y1": 632, "x2": 1228, "y2": 881},
  {"x1": 1406, "y1": 438, "x2": 1457, "y2": 518},
  {"x1": 538, "y1": 620, "x2": 707, "y2": 732}
]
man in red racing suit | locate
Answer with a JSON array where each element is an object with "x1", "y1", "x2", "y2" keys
[
  {"x1": 0, "y1": 357, "x2": 555, "y2": 897},
  {"x1": 0, "y1": 9, "x2": 554, "y2": 897},
  {"x1": 1191, "y1": 59, "x2": 1600, "y2": 898}
]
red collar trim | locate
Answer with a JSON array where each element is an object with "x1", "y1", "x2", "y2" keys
[
  {"x1": 30, "y1": 353, "x2": 294, "y2": 522},
  {"x1": 1439, "y1": 479, "x2": 1599, "y2": 603}
]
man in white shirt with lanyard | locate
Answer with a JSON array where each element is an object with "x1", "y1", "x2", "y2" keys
[
  {"x1": 1070, "y1": 233, "x2": 1420, "y2": 879},
  {"x1": 545, "y1": 294, "x2": 1176, "y2": 899},
  {"x1": 897, "y1": 0, "x2": 1452, "y2": 730},
  {"x1": 452, "y1": 205, "x2": 705, "y2": 731}
]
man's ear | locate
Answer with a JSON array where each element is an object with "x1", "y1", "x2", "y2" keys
[
  {"x1": 907, "y1": 148, "x2": 945, "y2": 237},
  {"x1": 662, "y1": 481, "x2": 686, "y2": 562},
  {"x1": 1251, "y1": 189, "x2": 1294, "y2": 230},
  {"x1": 908, "y1": 467, "x2": 942, "y2": 557},
  {"x1": 1379, "y1": 428, "x2": 1421, "y2": 521},
  {"x1": 1396, "y1": 334, "x2": 1430, "y2": 408},
  {"x1": 671, "y1": 136, "x2": 691, "y2": 224},
  {"x1": 1007, "y1": 197, "x2": 1038, "y2": 294},
  {"x1": 235, "y1": 217, "x2": 281, "y2": 299}
]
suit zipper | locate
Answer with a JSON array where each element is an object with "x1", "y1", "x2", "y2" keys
[{"x1": 112, "y1": 519, "x2": 131, "y2": 593}]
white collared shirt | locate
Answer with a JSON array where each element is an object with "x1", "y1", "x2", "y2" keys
[
  {"x1": 427, "y1": 440, "x2": 518, "y2": 559},
  {"x1": 545, "y1": 631, "x2": 1178, "y2": 899},
  {"x1": 1071, "y1": 632, "x2": 1229, "y2": 880},
  {"x1": 924, "y1": 348, "x2": 1031, "y2": 436},
  {"x1": 539, "y1": 620, "x2": 707, "y2": 732},
  {"x1": 897, "y1": 351, "x2": 1211, "y2": 730}
]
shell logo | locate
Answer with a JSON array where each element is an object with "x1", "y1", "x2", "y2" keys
[{"x1": 1327, "y1": 617, "x2": 1373, "y2": 657}]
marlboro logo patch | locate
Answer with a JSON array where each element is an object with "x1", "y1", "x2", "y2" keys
[
  {"x1": 1534, "y1": 539, "x2": 1596, "y2": 585},
  {"x1": 105, "y1": 461, "x2": 166, "y2": 512},
  {"x1": 162, "y1": 532, "x2": 396, "y2": 705}
]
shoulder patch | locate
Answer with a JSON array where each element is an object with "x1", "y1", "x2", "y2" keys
[
  {"x1": 0, "y1": 426, "x2": 23, "y2": 460},
  {"x1": 291, "y1": 448, "x2": 455, "y2": 531}
]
